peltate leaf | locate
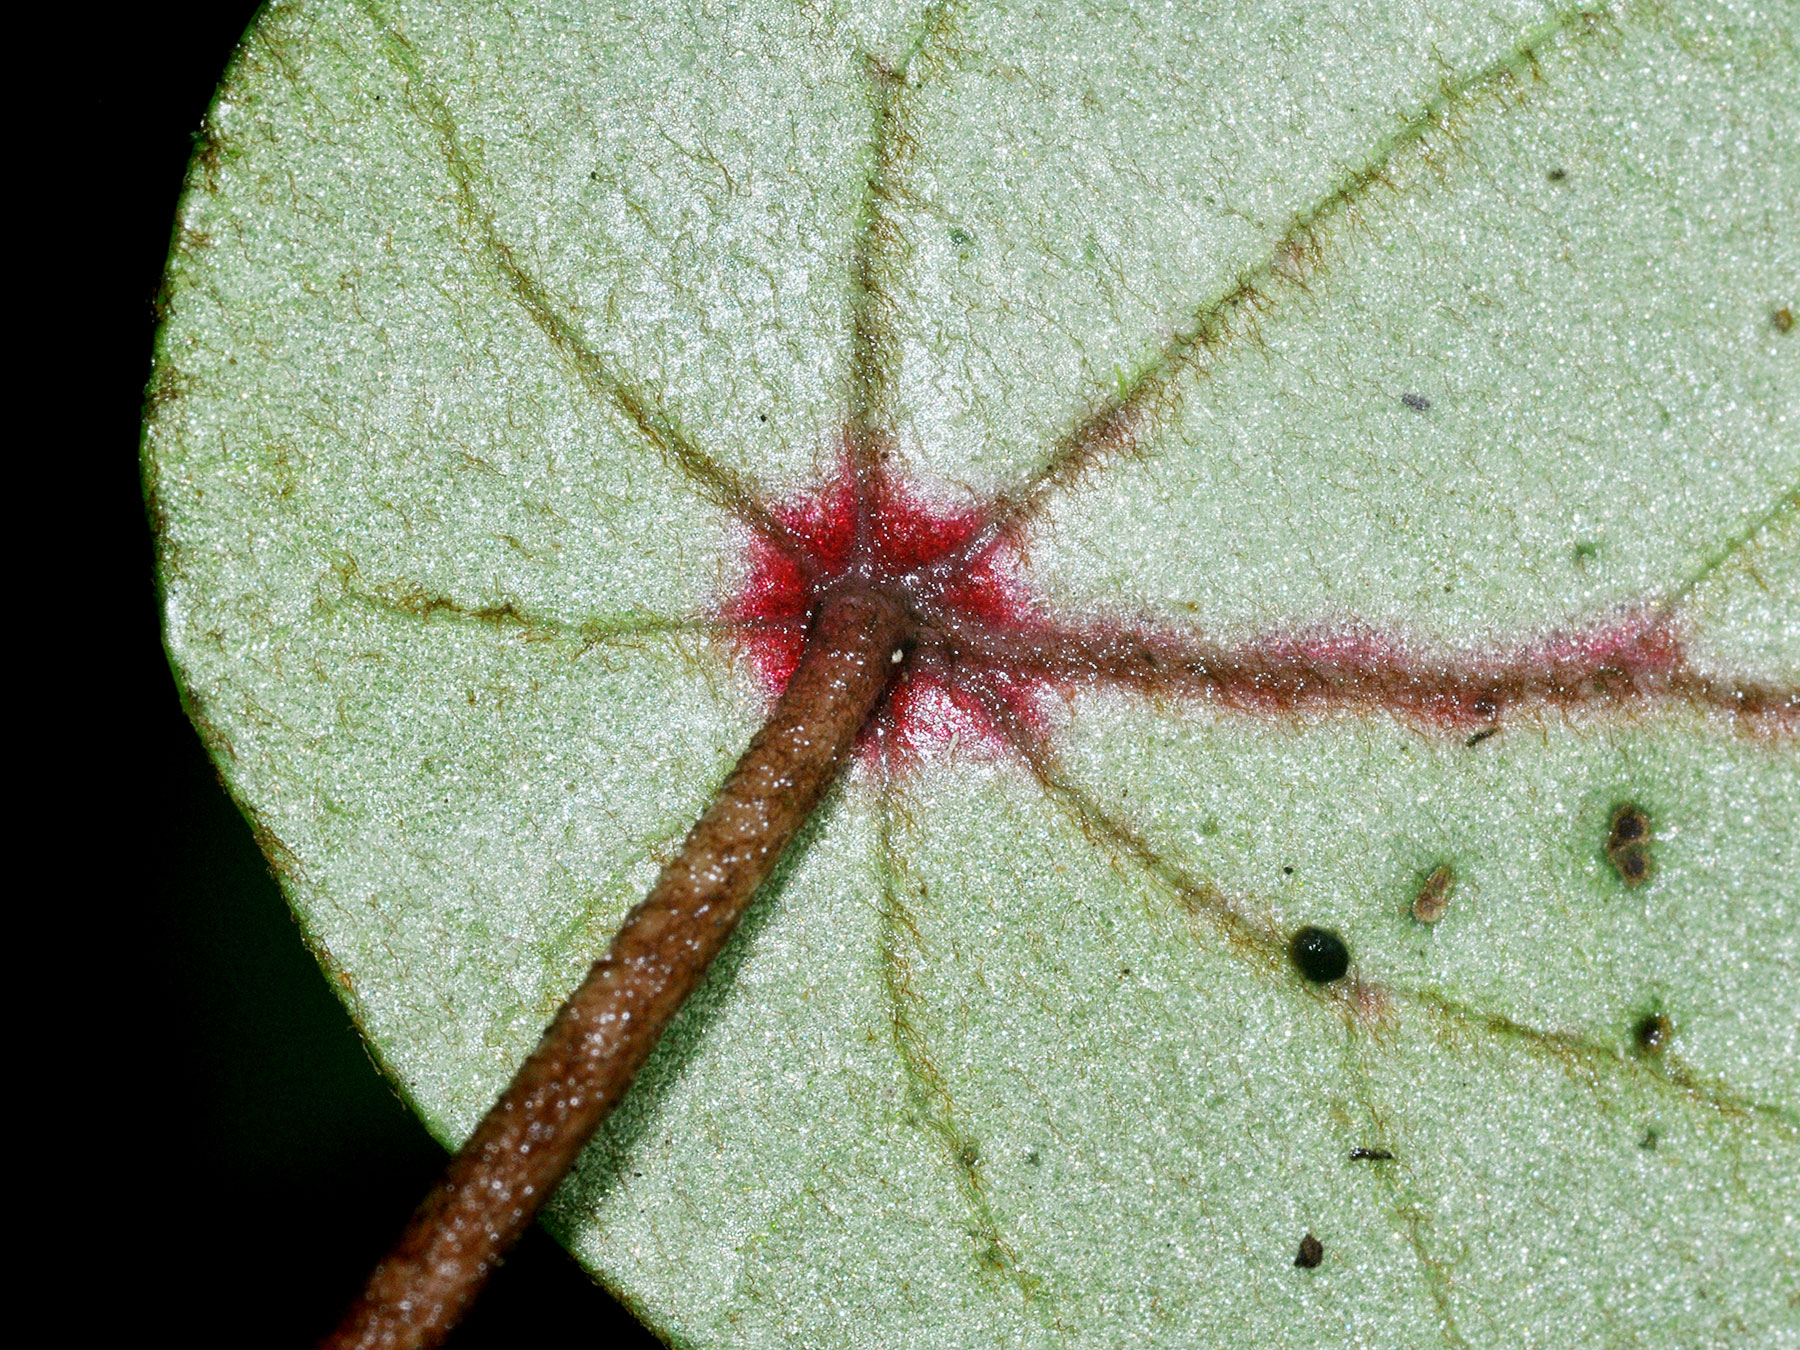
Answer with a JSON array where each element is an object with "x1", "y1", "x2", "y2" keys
[{"x1": 146, "y1": 0, "x2": 1798, "y2": 1343}]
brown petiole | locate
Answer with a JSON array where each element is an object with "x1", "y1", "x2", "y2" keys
[{"x1": 322, "y1": 583, "x2": 913, "y2": 1350}]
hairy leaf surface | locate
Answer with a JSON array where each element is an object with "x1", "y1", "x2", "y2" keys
[{"x1": 147, "y1": 0, "x2": 1798, "y2": 1343}]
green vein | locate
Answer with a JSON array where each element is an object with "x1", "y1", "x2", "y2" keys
[
  {"x1": 356, "y1": 1, "x2": 801, "y2": 552},
  {"x1": 536, "y1": 820, "x2": 695, "y2": 1005},
  {"x1": 875, "y1": 770, "x2": 1044, "y2": 1304},
  {"x1": 983, "y1": 680, "x2": 1280, "y2": 967},
  {"x1": 988, "y1": 0, "x2": 1625, "y2": 539},
  {"x1": 337, "y1": 574, "x2": 723, "y2": 649},
  {"x1": 1336, "y1": 1042, "x2": 1470, "y2": 1348},
  {"x1": 845, "y1": 0, "x2": 970, "y2": 495},
  {"x1": 992, "y1": 706, "x2": 1490, "y2": 1333},
  {"x1": 984, "y1": 678, "x2": 1798, "y2": 1138},
  {"x1": 1662, "y1": 481, "x2": 1800, "y2": 614},
  {"x1": 1398, "y1": 988, "x2": 1800, "y2": 1137}
]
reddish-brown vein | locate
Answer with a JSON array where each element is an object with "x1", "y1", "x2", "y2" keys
[{"x1": 927, "y1": 604, "x2": 1798, "y2": 738}]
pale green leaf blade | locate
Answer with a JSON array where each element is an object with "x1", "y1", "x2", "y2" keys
[{"x1": 144, "y1": 0, "x2": 1798, "y2": 1345}]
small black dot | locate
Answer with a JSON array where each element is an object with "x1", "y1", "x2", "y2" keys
[
  {"x1": 1401, "y1": 391, "x2": 1431, "y2": 412},
  {"x1": 1635, "y1": 1013, "x2": 1672, "y2": 1055},
  {"x1": 1289, "y1": 926, "x2": 1351, "y2": 983},
  {"x1": 1547, "y1": 166, "x2": 1568, "y2": 182},
  {"x1": 1282, "y1": 866, "x2": 1295, "y2": 876},
  {"x1": 1294, "y1": 1232, "x2": 1324, "y2": 1268}
]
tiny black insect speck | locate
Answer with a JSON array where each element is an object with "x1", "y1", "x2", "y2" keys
[{"x1": 1289, "y1": 926, "x2": 1351, "y2": 983}]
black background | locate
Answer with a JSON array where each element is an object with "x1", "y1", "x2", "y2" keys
[{"x1": 101, "y1": 4, "x2": 664, "y2": 1344}]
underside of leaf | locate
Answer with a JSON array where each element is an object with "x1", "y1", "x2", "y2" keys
[{"x1": 146, "y1": 0, "x2": 1797, "y2": 1343}]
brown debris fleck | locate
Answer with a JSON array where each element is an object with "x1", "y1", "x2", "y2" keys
[
  {"x1": 1605, "y1": 804, "x2": 1653, "y2": 887},
  {"x1": 1412, "y1": 864, "x2": 1456, "y2": 923},
  {"x1": 1294, "y1": 1232, "x2": 1324, "y2": 1269}
]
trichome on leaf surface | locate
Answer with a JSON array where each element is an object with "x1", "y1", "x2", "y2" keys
[{"x1": 147, "y1": 0, "x2": 1797, "y2": 1345}]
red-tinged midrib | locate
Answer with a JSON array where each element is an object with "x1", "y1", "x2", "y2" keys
[{"x1": 722, "y1": 453, "x2": 1798, "y2": 764}]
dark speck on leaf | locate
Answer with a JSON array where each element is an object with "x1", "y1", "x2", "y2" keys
[
  {"x1": 1606, "y1": 804, "x2": 1653, "y2": 887},
  {"x1": 1294, "y1": 1232, "x2": 1324, "y2": 1269},
  {"x1": 1465, "y1": 726, "x2": 1498, "y2": 747},
  {"x1": 1401, "y1": 391, "x2": 1431, "y2": 412},
  {"x1": 1773, "y1": 306, "x2": 1793, "y2": 334},
  {"x1": 1282, "y1": 865, "x2": 1295, "y2": 876},
  {"x1": 1635, "y1": 1013, "x2": 1673, "y2": 1056},
  {"x1": 1348, "y1": 1147, "x2": 1395, "y2": 1161},
  {"x1": 947, "y1": 226, "x2": 975, "y2": 247},
  {"x1": 1640, "y1": 1127, "x2": 1659, "y2": 1150},
  {"x1": 1547, "y1": 166, "x2": 1568, "y2": 182},
  {"x1": 1613, "y1": 846, "x2": 1650, "y2": 885},
  {"x1": 1289, "y1": 926, "x2": 1351, "y2": 984}
]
